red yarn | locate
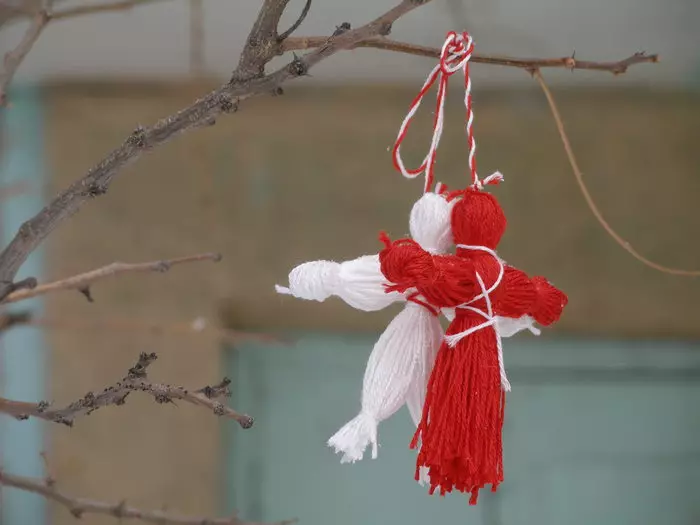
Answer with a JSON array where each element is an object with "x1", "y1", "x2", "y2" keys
[
  {"x1": 378, "y1": 190, "x2": 568, "y2": 505},
  {"x1": 379, "y1": 232, "x2": 478, "y2": 308},
  {"x1": 491, "y1": 266, "x2": 537, "y2": 318},
  {"x1": 529, "y1": 276, "x2": 568, "y2": 326},
  {"x1": 411, "y1": 310, "x2": 504, "y2": 504},
  {"x1": 378, "y1": 232, "x2": 435, "y2": 295},
  {"x1": 451, "y1": 189, "x2": 507, "y2": 250},
  {"x1": 409, "y1": 190, "x2": 539, "y2": 504}
]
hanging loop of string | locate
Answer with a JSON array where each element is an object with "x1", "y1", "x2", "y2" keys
[{"x1": 392, "y1": 31, "x2": 502, "y2": 193}]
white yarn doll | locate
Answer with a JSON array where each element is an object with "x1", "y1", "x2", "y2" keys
[{"x1": 276, "y1": 191, "x2": 454, "y2": 469}]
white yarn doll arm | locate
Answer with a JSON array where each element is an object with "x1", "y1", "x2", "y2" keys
[
  {"x1": 275, "y1": 254, "x2": 403, "y2": 312},
  {"x1": 495, "y1": 315, "x2": 541, "y2": 338},
  {"x1": 444, "y1": 309, "x2": 540, "y2": 338}
]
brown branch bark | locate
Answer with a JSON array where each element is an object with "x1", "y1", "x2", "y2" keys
[
  {"x1": 1, "y1": 252, "x2": 221, "y2": 303},
  {"x1": 0, "y1": 469, "x2": 295, "y2": 525},
  {"x1": 0, "y1": 352, "x2": 254, "y2": 428},
  {"x1": 532, "y1": 69, "x2": 700, "y2": 277},
  {"x1": 283, "y1": 36, "x2": 659, "y2": 73},
  {"x1": 0, "y1": 0, "x2": 435, "y2": 294}
]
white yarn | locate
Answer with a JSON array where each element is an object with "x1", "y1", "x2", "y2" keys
[
  {"x1": 275, "y1": 255, "x2": 402, "y2": 312},
  {"x1": 404, "y1": 304, "x2": 442, "y2": 486},
  {"x1": 327, "y1": 302, "x2": 441, "y2": 463},
  {"x1": 445, "y1": 309, "x2": 541, "y2": 337},
  {"x1": 327, "y1": 192, "x2": 452, "y2": 465},
  {"x1": 496, "y1": 315, "x2": 541, "y2": 338},
  {"x1": 409, "y1": 192, "x2": 456, "y2": 254}
]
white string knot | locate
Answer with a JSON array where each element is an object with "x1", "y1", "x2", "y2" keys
[
  {"x1": 472, "y1": 171, "x2": 505, "y2": 190},
  {"x1": 443, "y1": 244, "x2": 511, "y2": 392}
]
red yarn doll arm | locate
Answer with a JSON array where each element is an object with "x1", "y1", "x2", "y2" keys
[
  {"x1": 528, "y1": 276, "x2": 568, "y2": 326},
  {"x1": 490, "y1": 265, "x2": 537, "y2": 318},
  {"x1": 378, "y1": 232, "x2": 435, "y2": 295}
]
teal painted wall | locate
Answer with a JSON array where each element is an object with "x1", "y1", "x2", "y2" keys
[
  {"x1": 0, "y1": 86, "x2": 48, "y2": 525},
  {"x1": 225, "y1": 334, "x2": 700, "y2": 525}
]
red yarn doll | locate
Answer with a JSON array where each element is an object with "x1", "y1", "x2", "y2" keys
[{"x1": 395, "y1": 187, "x2": 568, "y2": 504}]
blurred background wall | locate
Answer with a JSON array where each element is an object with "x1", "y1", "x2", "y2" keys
[{"x1": 0, "y1": 1, "x2": 699, "y2": 524}]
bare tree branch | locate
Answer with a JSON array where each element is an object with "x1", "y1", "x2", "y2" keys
[
  {"x1": 0, "y1": 9, "x2": 49, "y2": 106},
  {"x1": 283, "y1": 36, "x2": 659, "y2": 73},
  {"x1": 0, "y1": 0, "x2": 436, "y2": 294},
  {"x1": 0, "y1": 352, "x2": 254, "y2": 428},
  {"x1": 1, "y1": 252, "x2": 222, "y2": 303},
  {"x1": 532, "y1": 69, "x2": 700, "y2": 277},
  {"x1": 0, "y1": 469, "x2": 295, "y2": 525}
]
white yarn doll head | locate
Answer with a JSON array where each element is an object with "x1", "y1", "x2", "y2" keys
[{"x1": 408, "y1": 191, "x2": 455, "y2": 254}]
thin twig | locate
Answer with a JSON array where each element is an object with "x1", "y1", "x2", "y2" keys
[
  {"x1": 39, "y1": 451, "x2": 56, "y2": 487},
  {"x1": 283, "y1": 36, "x2": 659, "y2": 73},
  {"x1": 0, "y1": 469, "x2": 296, "y2": 525},
  {"x1": 532, "y1": 69, "x2": 700, "y2": 276},
  {"x1": 0, "y1": 352, "x2": 254, "y2": 427},
  {"x1": 0, "y1": 9, "x2": 49, "y2": 106},
  {"x1": 277, "y1": 0, "x2": 311, "y2": 42},
  {"x1": 2, "y1": 252, "x2": 222, "y2": 304}
]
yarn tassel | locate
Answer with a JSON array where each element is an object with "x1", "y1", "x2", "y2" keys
[
  {"x1": 411, "y1": 310, "x2": 504, "y2": 504},
  {"x1": 328, "y1": 302, "x2": 442, "y2": 462}
]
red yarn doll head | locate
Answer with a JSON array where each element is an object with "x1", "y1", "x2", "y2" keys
[{"x1": 451, "y1": 189, "x2": 507, "y2": 252}]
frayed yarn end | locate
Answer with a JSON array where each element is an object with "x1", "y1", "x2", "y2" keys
[{"x1": 327, "y1": 412, "x2": 378, "y2": 464}]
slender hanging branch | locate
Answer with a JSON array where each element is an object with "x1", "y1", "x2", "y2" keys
[{"x1": 532, "y1": 69, "x2": 700, "y2": 276}]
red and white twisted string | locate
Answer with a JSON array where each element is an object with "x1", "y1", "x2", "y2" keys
[{"x1": 392, "y1": 31, "x2": 503, "y2": 193}]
